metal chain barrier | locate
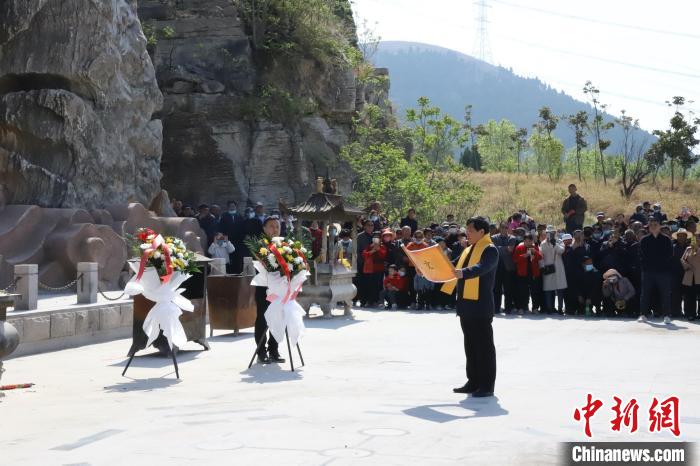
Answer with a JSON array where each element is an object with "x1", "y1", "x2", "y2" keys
[
  {"x1": 97, "y1": 287, "x2": 127, "y2": 301},
  {"x1": 38, "y1": 273, "x2": 83, "y2": 292},
  {"x1": 0, "y1": 276, "x2": 21, "y2": 293}
]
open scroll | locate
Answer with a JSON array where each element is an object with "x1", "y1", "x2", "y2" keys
[{"x1": 401, "y1": 244, "x2": 457, "y2": 283}]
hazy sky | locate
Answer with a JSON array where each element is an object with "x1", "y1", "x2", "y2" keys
[{"x1": 352, "y1": 0, "x2": 700, "y2": 132}]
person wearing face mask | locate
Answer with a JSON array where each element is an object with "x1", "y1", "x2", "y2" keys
[
  {"x1": 355, "y1": 219, "x2": 376, "y2": 307},
  {"x1": 579, "y1": 257, "x2": 602, "y2": 316},
  {"x1": 244, "y1": 205, "x2": 263, "y2": 244},
  {"x1": 651, "y1": 203, "x2": 668, "y2": 223},
  {"x1": 380, "y1": 264, "x2": 409, "y2": 310},
  {"x1": 512, "y1": 233, "x2": 543, "y2": 315},
  {"x1": 601, "y1": 269, "x2": 635, "y2": 317},
  {"x1": 368, "y1": 209, "x2": 381, "y2": 232},
  {"x1": 362, "y1": 232, "x2": 387, "y2": 308},
  {"x1": 492, "y1": 223, "x2": 515, "y2": 314},
  {"x1": 583, "y1": 226, "x2": 602, "y2": 267},
  {"x1": 630, "y1": 205, "x2": 647, "y2": 225},
  {"x1": 207, "y1": 233, "x2": 235, "y2": 270},
  {"x1": 379, "y1": 229, "x2": 397, "y2": 274},
  {"x1": 540, "y1": 226, "x2": 567, "y2": 314},
  {"x1": 407, "y1": 230, "x2": 429, "y2": 309},
  {"x1": 337, "y1": 229, "x2": 353, "y2": 263},
  {"x1": 561, "y1": 234, "x2": 579, "y2": 315},
  {"x1": 218, "y1": 200, "x2": 246, "y2": 273}
]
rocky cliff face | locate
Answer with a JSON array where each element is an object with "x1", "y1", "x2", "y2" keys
[
  {"x1": 138, "y1": 0, "x2": 390, "y2": 209},
  {"x1": 0, "y1": 0, "x2": 163, "y2": 209}
]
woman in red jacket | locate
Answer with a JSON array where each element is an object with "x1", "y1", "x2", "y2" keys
[
  {"x1": 362, "y1": 233, "x2": 387, "y2": 307},
  {"x1": 512, "y1": 233, "x2": 543, "y2": 314}
]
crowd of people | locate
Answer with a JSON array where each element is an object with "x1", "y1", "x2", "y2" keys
[
  {"x1": 174, "y1": 187, "x2": 700, "y2": 324},
  {"x1": 353, "y1": 186, "x2": 700, "y2": 324}
]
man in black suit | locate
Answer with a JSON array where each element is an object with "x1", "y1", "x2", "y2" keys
[
  {"x1": 218, "y1": 200, "x2": 246, "y2": 274},
  {"x1": 254, "y1": 217, "x2": 286, "y2": 364},
  {"x1": 441, "y1": 216, "x2": 499, "y2": 398}
]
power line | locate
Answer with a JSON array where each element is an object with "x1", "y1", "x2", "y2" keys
[
  {"x1": 498, "y1": 34, "x2": 700, "y2": 80},
  {"x1": 490, "y1": 0, "x2": 700, "y2": 40}
]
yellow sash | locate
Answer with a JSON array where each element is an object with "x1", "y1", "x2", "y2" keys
[{"x1": 441, "y1": 234, "x2": 493, "y2": 300}]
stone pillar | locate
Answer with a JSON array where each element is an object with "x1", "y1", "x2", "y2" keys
[
  {"x1": 210, "y1": 258, "x2": 227, "y2": 276},
  {"x1": 243, "y1": 256, "x2": 255, "y2": 276},
  {"x1": 77, "y1": 262, "x2": 98, "y2": 304},
  {"x1": 14, "y1": 264, "x2": 38, "y2": 311}
]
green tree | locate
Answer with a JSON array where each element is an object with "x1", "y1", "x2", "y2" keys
[
  {"x1": 341, "y1": 98, "x2": 481, "y2": 223},
  {"x1": 512, "y1": 127, "x2": 528, "y2": 173},
  {"x1": 477, "y1": 119, "x2": 518, "y2": 172},
  {"x1": 583, "y1": 81, "x2": 614, "y2": 184},
  {"x1": 529, "y1": 131, "x2": 564, "y2": 181},
  {"x1": 405, "y1": 97, "x2": 465, "y2": 166},
  {"x1": 615, "y1": 110, "x2": 652, "y2": 198},
  {"x1": 648, "y1": 96, "x2": 700, "y2": 190},
  {"x1": 459, "y1": 105, "x2": 481, "y2": 170},
  {"x1": 530, "y1": 107, "x2": 563, "y2": 179},
  {"x1": 566, "y1": 110, "x2": 589, "y2": 181}
]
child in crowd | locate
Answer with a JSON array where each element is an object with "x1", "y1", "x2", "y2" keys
[
  {"x1": 207, "y1": 232, "x2": 235, "y2": 273},
  {"x1": 381, "y1": 264, "x2": 409, "y2": 309}
]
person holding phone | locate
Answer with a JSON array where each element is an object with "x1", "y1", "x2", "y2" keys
[{"x1": 362, "y1": 232, "x2": 387, "y2": 308}]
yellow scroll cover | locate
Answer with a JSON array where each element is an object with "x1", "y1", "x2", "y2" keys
[{"x1": 401, "y1": 244, "x2": 457, "y2": 283}]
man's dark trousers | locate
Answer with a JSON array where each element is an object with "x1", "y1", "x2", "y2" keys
[
  {"x1": 460, "y1": 315, "x2": 496, "y2": 392},
  {"x1": 639, "y1": 271, "x2": 672, "y2": 317},
  {"x1": 255, "y1": 286, "x2": 279, "y2": 357}
]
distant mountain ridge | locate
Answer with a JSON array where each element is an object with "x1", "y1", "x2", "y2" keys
[{"x1": 375, "y1": 41, "x2": 653, "y2": 152}]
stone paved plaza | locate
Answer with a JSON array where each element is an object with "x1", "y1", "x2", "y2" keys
[{"x1": 2, "y1": 309, "x2": 698, "y2": 465}]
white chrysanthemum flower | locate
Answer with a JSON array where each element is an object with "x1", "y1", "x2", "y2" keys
[
  {"x1": 300, "y1": 247, "x2": 307, "y2": 254},
  {"x1": 293, "y1": 257, "x2": 303, "y2": 264},
  {"x1": 268, "y1": 254, "x2": 278, "y2": 269},
  {"x1": 152, "y1": 251, "x2": 161, "y2": 259},
  {"x1": 284, "y1": 246, "x2": 292, "y2": 254}
]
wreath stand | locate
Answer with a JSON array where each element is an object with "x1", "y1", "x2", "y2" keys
[{"x1": 248, "y1": 329, "x2": 305, "y2": 372}]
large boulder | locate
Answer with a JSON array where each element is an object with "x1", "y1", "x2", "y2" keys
[
  {"x1": 138, "y1": 0, "x2": 387, "y2": 210},
  {"x1": 0, "y1": 0, "x2": 163, "y2": 209}
]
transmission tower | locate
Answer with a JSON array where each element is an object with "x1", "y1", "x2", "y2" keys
[{"x1": 473, "y1": 0, "x2": 493, "y2": 63}]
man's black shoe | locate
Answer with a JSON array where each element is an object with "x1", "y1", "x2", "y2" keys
[
  {"x1": 453, "y1": 383, "x2": 477, "y2": 394},
  {"x1": 269, "y1": 354, "x2": 286, "y2": 363},
  {"x1": 257, "y1": 354, "x2": 270, "y2": 364},
  {"x1": 472, "y1": 389, "x2": 494, "y2": 398}
]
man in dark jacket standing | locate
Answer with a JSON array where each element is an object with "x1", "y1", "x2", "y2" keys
[
  {"x1": 400, "y1": 208, "x2": 418, "y2": 234},
  {"x1": 638, "y1": 218, "x2": 674, "y2": 323},
  {"x1": 561, "y1": 184, "x2": 588, "y2": 233},
  {"x1": 218, "y1": 200, "x2": 246, "y2": 274},
  {"x1": 439, "y1": 216, "x2": 499, "y2": 398}
]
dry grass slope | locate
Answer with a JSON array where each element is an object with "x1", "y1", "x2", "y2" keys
[{"x1": 460, "y1": 172, "x2": 700, "y2": 228}]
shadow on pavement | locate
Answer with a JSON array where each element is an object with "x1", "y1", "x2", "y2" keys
[
  {"x1": 239, "y1": 365, "x2": 303, "y2": 384},
  {"x1": 108, "y1": 349, "x2": 201, "y2": 369},
  {"x1": 403, "y1": 396, "x2": 509, "y2": 423},
  {"x1": 103, "y1": 377, "x2": 181, "y2": 392}
]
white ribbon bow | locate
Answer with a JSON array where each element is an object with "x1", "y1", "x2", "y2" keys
[
  {"x1": 124, "y1": 263, "x2": 194, "y2": 350},
  {"x1": 251, "y1": 261, "x2": 309, "y2": 347}
]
